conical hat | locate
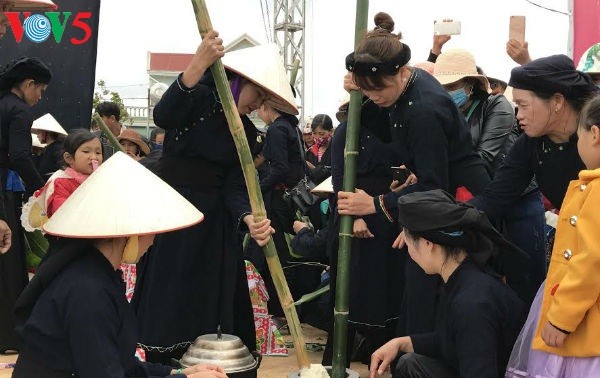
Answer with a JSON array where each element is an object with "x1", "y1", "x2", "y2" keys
[
  {"x1": 8, "y1": 0, "x2": 58, "y2": 11},
  {"x1": 223, "y1": 44, "x2": 298, "y2": 115},
  {"x1": 31, "y1": 113, "x2": 68, "y2": 136},
  {"x1": 43, "y1": 152, "x2": 204, "y2": 238},
  {"x1": 31, "y1": 133, "x2": 46, "y2": 148},
  {"x1": 311, "y1": 176, "x2": 333, "y2": 196},
  {"x1": 577, "y1": 43, "x2": 600, "y2": 75}
]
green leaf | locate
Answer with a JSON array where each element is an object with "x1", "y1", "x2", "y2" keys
[{"x1": 293, "y1": 284, "x2": 329, "y2": 306}]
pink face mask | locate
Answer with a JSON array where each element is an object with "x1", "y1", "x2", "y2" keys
[{"x1": 314, "y1": 134, "x2": 331, "y2": 147}]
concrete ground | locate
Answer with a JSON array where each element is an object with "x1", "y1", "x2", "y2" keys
[{"x1": 0, "y1": 325, "x2": 390, "y2": 378}]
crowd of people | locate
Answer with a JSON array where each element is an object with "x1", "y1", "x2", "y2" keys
[{"x1": 2, "y1": 1, "x2": 600, "y2": 377}]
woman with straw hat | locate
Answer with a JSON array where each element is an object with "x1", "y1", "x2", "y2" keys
[
  {"x1": 132, "y1": 31, "x2": 292, "y2": 363},
  {"x1": 434, "y1": 48, "x2": 546, "y2": 304},
  {"x1": 12, "y1": 152, "x2": 232, "y2": 378},
  {"x1": 0, "y1": 56, "x2": 50, "y2": 354},
  {"x1": 118, "y1": 128, "x2": 150, "y2": 161},
  {"x1": 31, "y1": 113, "x2": 68, "y2": 178}
]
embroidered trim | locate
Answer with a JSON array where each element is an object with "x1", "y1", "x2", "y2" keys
[{"x1": 377, "y1": 195, "x2": 394, "y2": 223}]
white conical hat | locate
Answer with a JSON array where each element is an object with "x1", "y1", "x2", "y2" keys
[
  {"x1": 31, "y1": 113, "x2": 68, "y2": 136},
  {"x1": 31, "y1": 133, "x2": 46, "y2": 148},
  {"x1": 8, "y1": 0, "x2": 58, "y2": 11},
  {"x1": 223, "y1": 44, "x2": 298, "y2": 115},
  {"x1": 43, "y1": 152, "x2": 204, "y2": 238},
  {"x1": 311, "y1": 176, "x2": 333, "y2": 196}
]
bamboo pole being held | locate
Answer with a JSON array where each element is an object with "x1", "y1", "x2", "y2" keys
[
  {"x1": 190, "y1": 0, "x2": 310, "y2": 369},
  {"x1": 93, "y1": 113, "x2": 124, "y2": 153},
  {"x1": 331, "y1": 1, "x2": 369, "y2": 377},
  {"x1": 290, "y1": 59, "x2": 301, "y2": 86}
]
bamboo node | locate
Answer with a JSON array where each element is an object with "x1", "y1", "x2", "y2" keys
[
  {"x1": 333, "y1": 310, "x2": 349, "y2": 316},
  {"x1": 339, "y1": 233, "x2": 354, "y2": 237}
]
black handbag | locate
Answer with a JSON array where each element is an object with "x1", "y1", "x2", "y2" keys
[{"x1": 283, "y1": 128, "x2": 318, "y2": 214}]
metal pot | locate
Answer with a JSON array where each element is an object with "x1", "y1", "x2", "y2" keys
[{"x1": 179, "y1": 333, "x2": 261, "y2": 378}]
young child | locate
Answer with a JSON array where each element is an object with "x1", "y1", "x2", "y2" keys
[
  {"x1": 506, "y1": 95, "x2": 600, "y2": 377},
  {"x1": 22, "y1": 129, "x2": 102, "y2": 231}
]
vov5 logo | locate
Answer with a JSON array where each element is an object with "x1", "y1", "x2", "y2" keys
[{"x1": 4, "y1": 12, "x2": 92, "y2": 45}]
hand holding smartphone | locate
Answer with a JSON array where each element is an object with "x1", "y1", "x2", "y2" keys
[{"x1": 391, "y1": 166, "x2": 410, "y2": 183}]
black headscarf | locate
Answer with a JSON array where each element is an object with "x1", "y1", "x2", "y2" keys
[
  {"x1": 508, "y1": 54, "x2": 596, "y2": 99},
  {"x1": 0, "y1": 57, "x2": 52, "y2": 91},
  {"x1": 397, "y1": 190, "x2": 529, "y2": 271}
]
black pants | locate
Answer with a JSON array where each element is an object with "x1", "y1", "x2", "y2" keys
[{"x1": 393, "y1": 353, "x2": 456, "y2": 378}]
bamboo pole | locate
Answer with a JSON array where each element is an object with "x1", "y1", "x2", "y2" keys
[
  {"x1": 290, "y1": 59, "x2": 301, "y2": 86},
  {"x1": 331, "y1": 1, "x2": 369, "y2": 377},
  {"x1": 190, "y1": 0, "x2": 310, "y2": 369},
  {"x1": 93, "y1": 113, "x2": 124, "y2": 152}
]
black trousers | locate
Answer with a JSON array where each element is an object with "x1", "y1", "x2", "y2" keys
[{"x1": 393, "y1": 353, "x2": 457, "y2": 378}]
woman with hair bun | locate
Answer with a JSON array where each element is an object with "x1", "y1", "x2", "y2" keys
[{"x1": 337, "y1": 12, "x2": 492, "y2": 335}]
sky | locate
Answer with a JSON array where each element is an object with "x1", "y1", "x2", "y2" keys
[{"x1": 94, "y1": 0, "x2": 572, "y2": 121}]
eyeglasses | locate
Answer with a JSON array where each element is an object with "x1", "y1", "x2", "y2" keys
[{"x1": 489, "y1": 82, "x2": 499, "y2": 90}]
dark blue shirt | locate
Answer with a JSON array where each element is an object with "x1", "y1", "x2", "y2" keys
[{"x1": 15, "y1": 247, "x2": 182, "y2": 378}]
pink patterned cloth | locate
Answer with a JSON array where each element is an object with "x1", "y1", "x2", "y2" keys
[
  {"x1": 245, "y1": 260, "x2": 288, "y2": 356},
  {"x1": 120, "y1": 263, "x2": 137, "y2": 303}
]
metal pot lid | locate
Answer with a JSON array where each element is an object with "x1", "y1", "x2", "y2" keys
[{"x1": 179, "y1": 333, "x2": 258, "y2": 373}]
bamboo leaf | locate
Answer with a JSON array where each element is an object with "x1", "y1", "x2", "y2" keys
[{"x1": 294, "y1": 284, "x2": 329, "y2": 306}]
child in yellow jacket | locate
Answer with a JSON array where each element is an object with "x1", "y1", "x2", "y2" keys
[{"x1": 507, "y1": 94, "x2": 600, "y2": 377}]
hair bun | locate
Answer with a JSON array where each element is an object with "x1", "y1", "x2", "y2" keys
[{"x1": 374, "y1": 12, "x2": 394, "y2": 32}]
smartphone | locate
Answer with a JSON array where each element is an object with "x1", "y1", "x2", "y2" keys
[
  {"x1": 391, "y1": 166, "x2": 410, "y2": 183},
  {"x1": 434, "y1": 20, "x2": 461, "y2": 36},
  {"x1": 509, "y1": 16, "x2": 526, "y2": 44}
]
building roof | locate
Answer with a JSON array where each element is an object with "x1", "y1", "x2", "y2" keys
[
  {"x1": 147, "y1": 33, "x2": 260, "y2": 74},
  {"x1": 147, "y1": 52, "x2": 193, "y2": 73}
]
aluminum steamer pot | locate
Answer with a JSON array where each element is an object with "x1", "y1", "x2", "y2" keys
[{"x1": 179, "y1": 333, "x2": 261, "y2": 378}]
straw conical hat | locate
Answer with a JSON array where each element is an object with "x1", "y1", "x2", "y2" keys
[
  {"x1": 43, "y1": 152, "x2": 204, "y2": 238},
  {"x1": 223, "y1": 44, "x2": 298, "y2": 115},
  {"x1": 31, "y1": 113, "x2": 68, "y2": 136},
  {"x1": 8, "y1": 0, "x2": 58, "y2": 11},
  {"x1": 31, "y1": 133, "x2": 46, "y2": 148}
]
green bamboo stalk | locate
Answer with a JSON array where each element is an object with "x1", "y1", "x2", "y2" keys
[
  {"x1": 190, "y1": 0, "x2": 310, "y2": 369},
  {"x1": 290, "y1": 59, "x2": 301, "y2": 86},
  {"x1": 93, "y1": 113, "x2": 124, "y2": 153},
  {"x1": 332, "y1": 1, "x2": 369, "y2": 377}
]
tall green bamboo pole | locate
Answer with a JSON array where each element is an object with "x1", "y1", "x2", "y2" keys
[
  {"x1": 332, "y1": 1, "x2": 369, "y2": 377},
  {"x1": 93, "y1": 113, "x2": 124, "y2": 152},
  {"x1": 190, "y1": 0, "x2": 310, "y2": 369},
  {"x1": 290, "y1": 59, "x2": 301, "y2": 87}
]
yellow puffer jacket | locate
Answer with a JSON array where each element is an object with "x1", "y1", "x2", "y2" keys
[{"x1": 533, "y1": 168, "x2": 600, "y2": 356}]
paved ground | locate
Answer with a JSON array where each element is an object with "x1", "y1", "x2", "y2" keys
[{"x1": 0, "y1": 325, "x2": 389, "y2": 378}]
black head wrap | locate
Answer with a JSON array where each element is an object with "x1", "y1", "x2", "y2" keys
[
  {"x1": 0, "y1": 57, "x2": 52, "y2": 91},
  {"x1": 397, "y1": 190, "x2": 529, "y2": 273},
  {"x1": 508, "y1": 54, "x2": 596, "y2": 99},
  {"x1": 345, "y1": 43, "x2": 411, "y2": 76}
]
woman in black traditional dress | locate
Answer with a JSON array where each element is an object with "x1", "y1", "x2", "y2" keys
[
  {"x1": 0, "y1": 57, "x2": 49, "y2": 354},
  {"x1": 337, "y1": 12, "x2": 490, "y2": 337},
  {"x1": 132, "y1": 32, "x2": 294, "y2": 363}
]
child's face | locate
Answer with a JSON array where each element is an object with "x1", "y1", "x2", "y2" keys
[
  {"x1": 120, "y1": 140, "x2": 141, "y2": 157},
  {"x1": 70, "y1": 139, "x2": 103, "y2": 174},
  {"x1": 577, "y1": 124, "x2": 600, "y2": 170}
]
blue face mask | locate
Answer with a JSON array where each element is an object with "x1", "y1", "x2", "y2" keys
[{"x1": 448, "y1": 87, "x2": 468, "y2": 108}]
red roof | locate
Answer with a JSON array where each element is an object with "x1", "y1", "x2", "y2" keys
[{"x1": 148, "y1": 53, "x2": 194, "y2": 72}]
